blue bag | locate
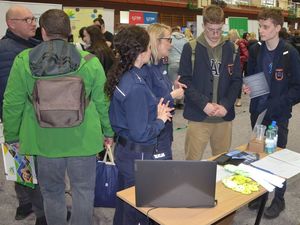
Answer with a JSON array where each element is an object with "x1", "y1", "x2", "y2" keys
[{"x1": 94, "y1": 146, "x2": 118, "y2": 207}]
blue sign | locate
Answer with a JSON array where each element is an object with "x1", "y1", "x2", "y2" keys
[{"x1": 143, "y1": 12, "x2": 157, "y2": 24}]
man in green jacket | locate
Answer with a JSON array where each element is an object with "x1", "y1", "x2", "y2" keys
[{"x1": 3, "y1": 9, "x2": 114, "y2": 225}]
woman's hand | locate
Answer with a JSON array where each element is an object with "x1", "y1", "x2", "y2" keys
[
  {"x1": 171, "y1": 87, "x2": 185, "y2": 99},
  {"x1": 157, "y1": 98, "x2": 174, "y2": 123}
]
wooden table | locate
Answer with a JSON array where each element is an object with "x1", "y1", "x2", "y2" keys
[{"x1": 117, "y1": 146, "x2": 269, "y2": 225}]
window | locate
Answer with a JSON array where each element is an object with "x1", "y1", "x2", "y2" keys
[{"x1": 261, "y1": 0, "x2": 276, "y2": 7}]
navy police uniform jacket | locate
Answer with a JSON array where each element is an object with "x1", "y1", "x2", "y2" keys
[
  {"x1": 178, "y1": 39, "x2": 242, "y2": 122},
  {"x1": 247, "y1": 39, "x2": 300, "y2": 122},
  {"x1": 143, "y1": 62, "x2": 174, "y2": 157},
  {"x1": 109, "y1": 66, "x2": 165, "y2": 145}
]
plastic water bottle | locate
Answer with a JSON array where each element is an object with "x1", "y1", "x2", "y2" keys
[
  {"x1": 271, "y1": 121, "x2": 278, "y2": 148},
  {"x1": 265, "y1": 125, "x2": 276, "y2": 154}
]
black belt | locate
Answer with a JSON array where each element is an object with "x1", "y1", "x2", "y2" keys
[{"x1": 117, "y1": 136, "x2": 156, "y2": 153}]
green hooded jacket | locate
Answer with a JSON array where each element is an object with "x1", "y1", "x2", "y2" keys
[{"x1": 3, "y1": 40, "x2": 114, "y2": 157}]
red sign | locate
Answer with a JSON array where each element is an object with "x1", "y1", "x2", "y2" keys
[{"x1": 129, "y1": 11, "x2": 144, "y2": 25}]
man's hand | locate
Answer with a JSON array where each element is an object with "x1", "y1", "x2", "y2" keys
[
  {"x1": 212, "y1": 103, "x2": 228, "y2": 117},
  {"x1": 203, "y1": 103, "x2": 217, "y2": 116},
  {"x1": 243, "y1": 84, "x2": 251, "y2": 95}
]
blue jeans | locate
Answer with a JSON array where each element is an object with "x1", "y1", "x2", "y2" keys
[{"x1": 37, "y1": 155, "x2": 96, "y2": 225}]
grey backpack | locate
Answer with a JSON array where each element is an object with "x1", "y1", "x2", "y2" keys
[{"x1": 31, "y1": 54, "x2": 93, "y2": 128}]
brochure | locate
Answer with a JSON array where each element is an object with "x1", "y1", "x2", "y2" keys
[{"x1": 1, "y1": 143, "x2": 37, "y2": 188}]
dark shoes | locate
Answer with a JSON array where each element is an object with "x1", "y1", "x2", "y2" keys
[
  {"x1": 248, "y1": 197, "x2": 285, "y2": 219},
  {"x1": 248, "y1": 198, "x2": 261, "y2": 210},
  {"x1": 264, "y1": 198, "x2": 285, "y2": 219},
  {"x1": 15, "y1": 203, "x2": 33, "y2": 220},
  {"x1": 35, "y1": 216, "x2": 47, "y2": 225}
]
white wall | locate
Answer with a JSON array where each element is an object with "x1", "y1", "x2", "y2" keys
[
  {"x1": 0, "y1": 1, "x2": 62, "y2": 38},
  {"x1": 102, "y1": 8, "x2": 115, "y2": 34}
]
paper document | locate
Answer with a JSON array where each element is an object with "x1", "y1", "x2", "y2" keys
[
  {"x1": 216, "y1": 165, "x2": 233, "y2": 182},
  {"x1": 269, "y1": 149, "x2": 300, "y2": 168},
  {"x1": 251, "y1": 156, "x2": 300, "y2": 179},
  {"x1": 0, "y1": 123, "x2": 4, "y2": 144},
  {"x1": 243, "y1": 72, "x2": 270, "y2": 98}
]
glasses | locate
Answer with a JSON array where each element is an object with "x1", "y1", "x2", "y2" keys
[
  {"x1": 158, "y1": 37, "x2": 172, "y2": 43},
  {"x1": 205, "y1": 27, "x2": 223, "y2": 34},
  {"x1": 10, "y1": 17, "x2": 37, "y2": 24}
]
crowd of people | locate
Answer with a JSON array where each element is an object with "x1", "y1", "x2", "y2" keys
[{"x1": 1, "y1": 4, "x2": 300, "y2": 225}]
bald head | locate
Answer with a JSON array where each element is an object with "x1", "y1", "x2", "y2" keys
[
  {"x1": 6, "y1": 5, "x2": 36, "y2": 40},
  {"x1": 6, "y1": 5, "x2": 32, "y2": 21}
]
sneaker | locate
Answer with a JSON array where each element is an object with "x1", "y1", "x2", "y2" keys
[
  {"x1": 264, "y1": 198, "x2": 285, "y2": 219},
  {"x1": 35, "y1": 216, "x2": 47, "y2": 225},
  {"x1": 248, "y1": 198, "x2": 262, "y2": 210},
  {"x1": 15, "y1": 203, "x2": 33, "y2": 220}
]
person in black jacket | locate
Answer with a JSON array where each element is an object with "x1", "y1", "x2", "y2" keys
[
  {"x1": 244, "y1": 8, "x2": 300, "y2": 219},
  {"x1": 0, "y1": 6, "x2": 47, "y2": 225},
  {"x1": 93, "y1": 14, "x2": 114, "y2": 49},
  {"x1": 178, "y1": 5, "x2": 242, "y2": 161}
]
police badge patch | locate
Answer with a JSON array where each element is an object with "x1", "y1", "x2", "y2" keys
[
  {"x1": 227, "y1": 64, "x2": 234, "y2": 76},
  {"x1": 275, "y1": 68, "x2": 284, "y2": 81}
]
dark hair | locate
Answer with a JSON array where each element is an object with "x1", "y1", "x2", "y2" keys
[
  {"x1": 39, "y1": 9, "x2": 71, "y2": 39},
  {"x1": 93, "y1": 14, "x2": 104, "y2": 26},
  {"x1": 78, "y1": 26, "x2": 86, "y2": 39},
  {"x1": 85, "y1": 25, "x2": 115, "y2": 74},
  {"x1": 85, "y1": 25, "x2": 105, "y2": 46},
  {"x1": 105, "y1": 25, "x2": 150, "y2": 98},
  {"x1": 242, "y1": 32, "x2": 249, "y2": 40},
  {"x1": 258, "y1": 8, "x2": 283, "y2": 27},
  {"x1": 203, "y1": 5, "x2": 224, "y2": 25}
]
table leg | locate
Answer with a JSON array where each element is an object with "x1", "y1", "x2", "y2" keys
[{"x1": 254, "y1": 192, "x2": 269, "y2": 225}]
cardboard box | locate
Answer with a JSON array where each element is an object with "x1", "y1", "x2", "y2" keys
[{"x1": 247, "y1": 138, "x2": 265, "y2": 153}]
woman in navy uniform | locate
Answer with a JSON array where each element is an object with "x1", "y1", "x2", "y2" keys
[
  {"x1": 144, "y1": 23, "x2": 186, "y2": 159},
  {"x1": 105, "y1": 25, "x2": 173, "y2": 225}
]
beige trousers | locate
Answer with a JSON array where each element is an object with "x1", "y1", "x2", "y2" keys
[{"x1": 185, "y1": 121, "x2": 232, "y2": 160}]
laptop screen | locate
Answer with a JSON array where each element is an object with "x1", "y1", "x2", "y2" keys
[{"x1": 134, "y1": 160, "x2": 217, "y2": 208}]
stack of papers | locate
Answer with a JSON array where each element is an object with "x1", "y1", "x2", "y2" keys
[{"x1": 251, "y1": 149, "x2": 300, "y2": 179}]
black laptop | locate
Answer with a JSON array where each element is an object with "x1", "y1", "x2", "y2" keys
[{"x1": 134, "y1": 160, "x2": 217, "y2": 208}]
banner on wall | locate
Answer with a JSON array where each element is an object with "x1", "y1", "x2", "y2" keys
[
  {"x1": 129, "y1": 11, "x2": 158, "y2": 25},
  {"x1": 228, "y1": 17, "x2": 248, "y2": 37},
  {"x1": 63, "y1": 7, "x2": 103, "y2": 42}
]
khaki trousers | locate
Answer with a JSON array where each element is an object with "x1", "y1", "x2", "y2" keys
[{"x1": 185, "y1": 121, "x2": 232, "y2": 160}]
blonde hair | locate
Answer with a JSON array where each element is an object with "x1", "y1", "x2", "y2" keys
[
  {"x1": 249, "y1": 32, "x2": 257, "y2": 40},
  {"x1": 147, "y1": 23, "x2": 171, "y2": 65},
  {"x1": 227, "y1": 29, "x2": 240, "y2": 42},
  {"x1": 184, "y1": 28, "x2": 194, "y2": 41}
]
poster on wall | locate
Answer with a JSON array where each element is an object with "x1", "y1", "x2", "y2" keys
[
  {"x1": 63, "y1": 7, "x2": 103, "y2": 43},
  {"x1": 228, "y1": 17, "x2": 248, "y2": 37},
  {"x1": 0, "y1": 0, "x2": 62, "y2": 38},
  {"x1": 129, "y1": 10, "x2": 158, "y2": 25}
]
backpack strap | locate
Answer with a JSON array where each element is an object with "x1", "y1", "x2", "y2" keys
[{"x1": 189, "y1": 39, "x2": 197, "y2": 75}]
